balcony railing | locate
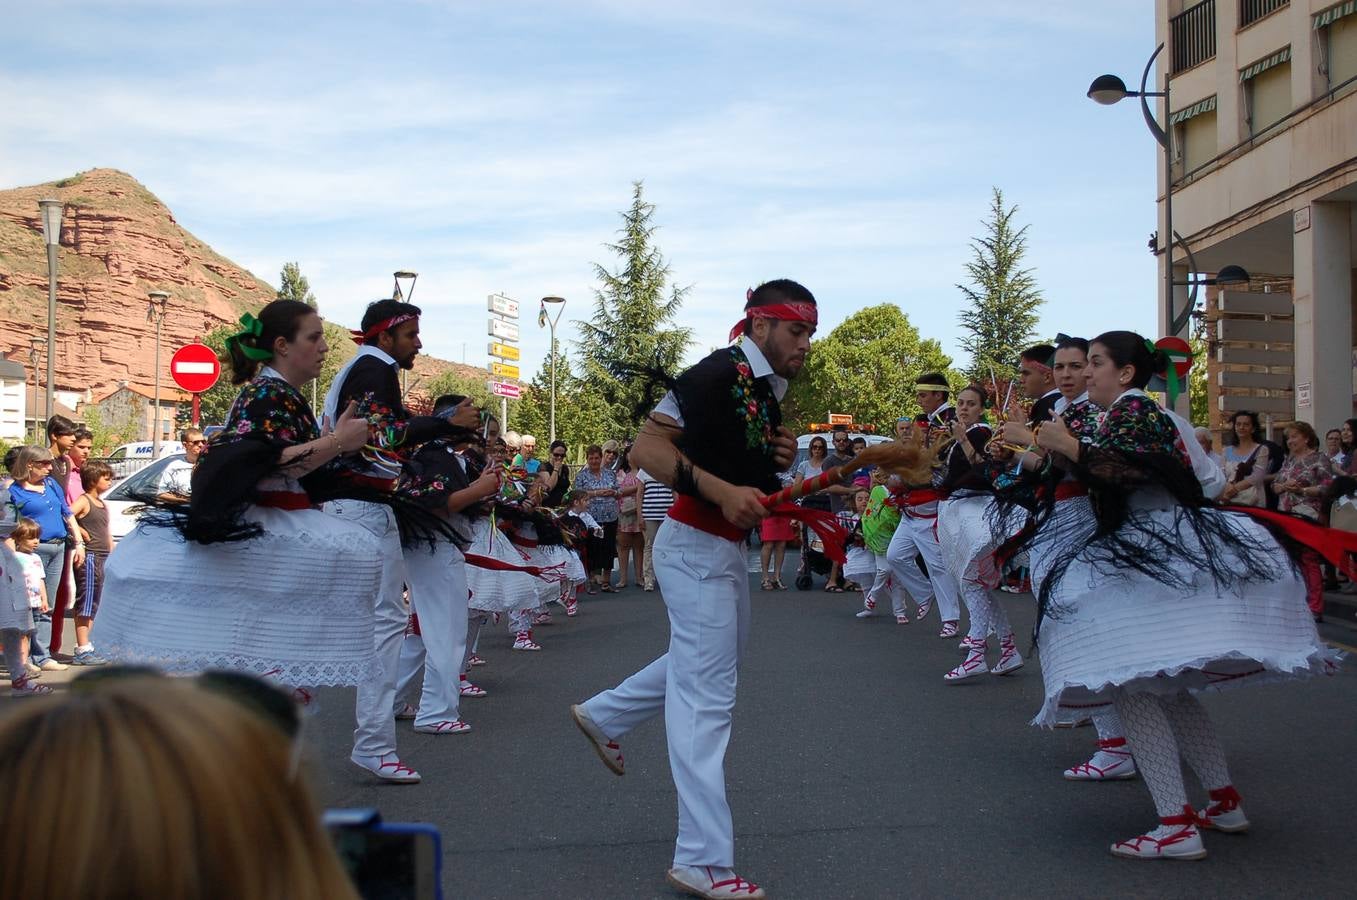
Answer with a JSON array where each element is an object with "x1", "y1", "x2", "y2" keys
[
  {"x1": 1240, "y1": 0, "x2": 1288, "y2": 29},
  {"x1": 1172, "y1": 0, "x2": 1217, "y2": 73}
]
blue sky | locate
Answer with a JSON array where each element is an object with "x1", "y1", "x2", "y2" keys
[{"x1": 2, "y1": 0, "x2": 1159, "y2": 378}]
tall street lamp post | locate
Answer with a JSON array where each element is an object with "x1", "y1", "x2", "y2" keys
[
  {"x1": 147, "y1": 290, "x2": 171, "y2": 457},
  {"x1": 394, "y1": 271, "x2": 418, "y2": 397},
  {"x1": 38, "y1": 199, "x2": 64, "y2": 431},
  {"x1": 538, "y1": 296, "x2": 566, "y2": 442},
  {"x1": 28, "y1": 337, "x2": 43, "y2": 436}
]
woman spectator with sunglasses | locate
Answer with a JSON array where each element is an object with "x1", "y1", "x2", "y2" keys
[
  {"x1": 6, "y1": 445, "x2": 83, "y2": 671},
  {"x1": 543, "y1": 440, "x2": 572, "y2": 508}
]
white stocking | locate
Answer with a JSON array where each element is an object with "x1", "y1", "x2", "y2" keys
[{"x1": 1113, "y1": 690, "x2": 1189, "y2": 818}]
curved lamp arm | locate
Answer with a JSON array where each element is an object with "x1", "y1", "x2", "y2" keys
[{"x1": 1139, "y1": 43, "x2": 1168, "y2": 149}]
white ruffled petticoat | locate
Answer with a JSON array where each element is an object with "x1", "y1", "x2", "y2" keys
[
  {"x1": 937, "y1": 495, "x2": 1023, "y2": 591},
  {"x1": 466, "y1": 518, "x2": 549, "y2": 613},
  {"x1": 1028, "y1": 490, "x2": 1337, "y2": 727},
  {"x1": 96, "y1": 505, "x2": 383, "y2": 686}
]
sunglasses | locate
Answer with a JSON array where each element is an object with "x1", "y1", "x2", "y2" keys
[
  {"x1": 551, "y1": 452, "x2": 566, "y2": 458},
  {"x1": 187, "y1": 439, "x2": 207, "y2": 446},
  {"x1": 32, "y1": 460, "x2": 54, "y2": 467}
]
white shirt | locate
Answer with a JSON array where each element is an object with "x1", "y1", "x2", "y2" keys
[
  {"x1": 158, "y1": 458, "x2": 195, "y2": 498},
  {"x1": 653, "y1": 338, "x2": 788, "y2": 426},
  {"x1": 1052, "y1": 391, "x2": 1089, "y2": 416},
  {"x1": 322, "y1": 345, "x2": 396, "y2": 427}
]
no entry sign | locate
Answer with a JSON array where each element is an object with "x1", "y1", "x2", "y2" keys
[{"x1": 170, "y1": 343, "x2": 221, "y2": 394}]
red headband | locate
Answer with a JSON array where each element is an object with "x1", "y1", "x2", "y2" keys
[
  {"x1": 728, "y1": 301, "x2": 818, "y2": 343},
  {"x1": 351, "y1": 312, "x2": 419, "y2": 345}
]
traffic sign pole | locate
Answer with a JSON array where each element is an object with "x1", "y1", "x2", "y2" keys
[{"x1": 487, "y1": 293, "x2": 521, "y2": 429}]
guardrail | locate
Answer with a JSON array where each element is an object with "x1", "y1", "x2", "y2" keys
[{"x1": 1172, "y1": 0, "x2": 1217, "y2": 73}]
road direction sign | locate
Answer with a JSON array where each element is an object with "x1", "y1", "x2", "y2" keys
[
  {"x1": 488, "y1": 341, "x2": 520, "y2": 361},
  {"x1": 489, "y1": 319, "x2": 520, "y2": 341},
  {"x1": 169, "y1": 343, "x2": 221, "y2": 394},
  {"x1": 489, "y1": 380, "x2": 522, "y2": 399},
  {"x1": 488, "y1": 294, "x2": 520, "y2": 317},
  {"x1": 491, "y1": 362, "x2": 520, "y2": 379}
]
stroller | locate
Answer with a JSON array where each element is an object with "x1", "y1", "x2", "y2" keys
[{"x1": 793, "y1": 498, "x2": 838, "y2": 590}]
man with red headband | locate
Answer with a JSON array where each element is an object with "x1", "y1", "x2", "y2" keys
[
  {"x1": 323, "y1": 298, "x2": 465, "y2": 785},
  {"x1": 1017, "y1": 344, "x2": 1060, "y2": 426},
  {"x1": 570, "y1": 279, "x2": 814, "y2": 900}
]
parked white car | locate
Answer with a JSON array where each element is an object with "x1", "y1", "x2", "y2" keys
[
  {"x1": 107, "y1": 441, "x2": 185, "y2": 480},
  {"x1": 105, "y1": 453, "x2": 186, "y2": 544}
]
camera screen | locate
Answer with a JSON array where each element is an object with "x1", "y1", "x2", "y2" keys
[{"x1": 330, "y1": 825, "x2": 439, "y2": 900}]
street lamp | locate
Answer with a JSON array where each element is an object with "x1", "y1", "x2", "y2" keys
[
  {"x1": 38, "y1": 198, "x2": 64, "y2": 432},
  {"x1": 27, "y1": 336, "x2": 43, "y2": 436},
  {"x1": 393, "y1": 271, "x2": 418, "y2": 396},
  {"x1": 147, "y1": 290, "x2": 170, "y2": 458},
  {"x1": 538, "y1": 296, "x2": 567, "y2": 442},
  {"x1": 1087, "y1": 45, "x2": 1188, "y2": 339},
  {"x1": 393, "y1": 270, "x2": 418, "y2": 302}
]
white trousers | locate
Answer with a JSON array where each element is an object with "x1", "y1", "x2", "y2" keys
[
  {"x1": 581, "y1": 518, "x2": 750, "y2": 868},
  {"x1": 327, "y1": 499, "x2": 409, "y2": 759},
  {"x1": 885, "y1": 510, "x2": 960, "y2": 623},
  {"x1": 402, "y1": 540, "x2": 470, "y2": 727}
]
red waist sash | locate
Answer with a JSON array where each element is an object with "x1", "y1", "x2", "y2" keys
[
  {"x1": 255, "y1": 490, "x2": 314, "y2": 510},
  {"x1": 668, "y1": 494, "x2": 747, "y2": 543}
]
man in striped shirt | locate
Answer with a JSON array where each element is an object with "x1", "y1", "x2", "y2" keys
[{"x1": 638, "y1": 470, "x2": 674, "y2": 592}]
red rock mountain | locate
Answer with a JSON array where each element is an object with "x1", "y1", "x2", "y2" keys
[{"x1": 0, "y1": 168, "x2": 482, "y2": 403}]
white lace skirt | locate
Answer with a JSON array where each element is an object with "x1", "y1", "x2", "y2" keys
[
  {"x1": 1030, "y1": 495, "x2": 1337, "y2": 726},
  {"x1": 843, "y1": 546, "x2": 876, "y2": 583},
  {"x1": 96, "y1": 505, "x2": 383, "y2": 686},
  {"x1": 465, "y1": 519, "x2": 548, "y2": 613},
  {"x1": 937, "y1": 495, "x2": 1022, "y2": 591}
]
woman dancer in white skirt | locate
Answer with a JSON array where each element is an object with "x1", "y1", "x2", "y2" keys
[
  {"x1": 97, "y1": 300, "x2": 385, "y2": 689},
  {"x1": 935, "y1": 383, "x2": 1024, "y2": 681},
  {"x1": 997, "y1": 337, "x2": 1136, "y2": 781},
  {"x1": 1027, "y1": 330, "x2": 1337, "y2": 860}
]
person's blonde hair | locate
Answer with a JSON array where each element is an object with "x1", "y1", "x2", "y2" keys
[
  {"x1": 0, "y1": 675, "x2": 359, "y2": 900},
  {"x1": 8, "y1": 444, "x2": 54, "y2": 482}
]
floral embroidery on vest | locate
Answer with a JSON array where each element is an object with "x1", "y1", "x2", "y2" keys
[{"x1": 730, "y1": 343, "x2": 774, "y2": 454}]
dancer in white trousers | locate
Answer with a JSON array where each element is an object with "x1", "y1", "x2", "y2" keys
[
  {"x1": 571, "y1": 279, "x2": 817, "y2": 900},
  {"x1": 886, "y1": 371, "x2": 961, "y2": 637},
  {"x1": 324, "y1": 297, "x2": 467, "y2": 784},
  {"x1": 392, "y1": 394, "x2": 501, "y2": 733}
]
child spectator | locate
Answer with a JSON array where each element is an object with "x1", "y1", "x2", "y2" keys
[
  {"x1": 69, "y1": 461, "x2": 114, "y2": 666},
  {"x1": 6, "y1": 517, "x2": 53, "y2": 694},
  {"x1": 858, "y1": 469, "x2": 909, "y2": 622},
  {"x1": 841, "y1": 488, "x2": 876, "y2": 607}
]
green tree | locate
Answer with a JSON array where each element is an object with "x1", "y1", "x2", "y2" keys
[
  {"x1": 575, "y1": 182, "x2": 692, "y2": 436},
  {"x1": 956, "y1": 187, "x2": 1044, "y2": 383},
  {"x1": 278, "y1": 261, "x2": 317, "y2": 308},
  {"x1": 1189, "y1": 323, "x2": 1209, "y2": 428},
  {"x1": 511, "y1": 346, "x2": 616, "y2": 463},
  {"x1": 425, "y1": 370, "x2": 515, "y2": 424},
  {"x1": 782, "y1": 304, "x2": 956, "y2": 435}
]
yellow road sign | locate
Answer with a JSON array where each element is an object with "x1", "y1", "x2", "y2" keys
[
  {"x1": 488, "y1": 342, "x2": 520, "y2": 361},
  {"x1": 491, "y1": 362, "x2": 520, "y2": 379}
]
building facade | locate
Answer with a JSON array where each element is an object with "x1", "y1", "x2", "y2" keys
[
  {"x1": 93, "y1": 383, "x2": 188, "y2": 445},
  {"x1": 1156, "y1": 0, "x2": 1357, "y2": 434}
]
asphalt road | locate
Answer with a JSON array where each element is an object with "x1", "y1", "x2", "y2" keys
[{"x1": 296, "y1": 556, "x2": 1357, "y2": 900}]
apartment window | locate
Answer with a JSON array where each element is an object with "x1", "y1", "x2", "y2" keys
[
  {"x1": 1172, "y1": 0, "x2": 1217, "y2": 73},
  {"x1": 1170, "y1": 95, "x2": 1218, "y2": 176},
  {"x1": 1317, "y1": 3, "x2": 1357, "y2": 90},
  {"x1": 1241, "y1": 47, "x2": 1292, "y2": 135},
  {"x1": 1241, "y1": 0, "x2": 1288, "y2": 29}
]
